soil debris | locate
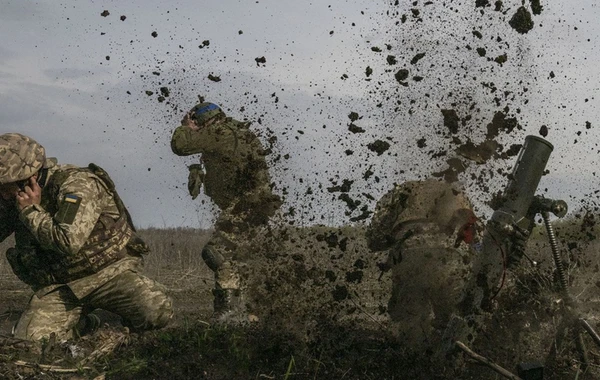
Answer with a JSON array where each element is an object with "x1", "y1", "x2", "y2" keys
[
  {"x1": 494, "y1": 53, "x2": 507, "y2": 65},
  {"x1": 509, "y1": 6, "x2": 534, "y2": 34},
  {"x1": 441, "y1": 109, "x2": 460, "y2": 135},
  {"x1": 394, "y1": 69, "x2": 409, "y2": 83},
  {"x1": 530, "y1": 0, "x2": 543, "y2": 15},
  {"x1": 410, "y1": 52, "x2": 426, "y2": 65},
  {"x1": 348, "y1": 112, "x2": 360, "y2": 121},
  {"x1": 485, "y1": 111, "x2": 520, "y2": 139},
  {"x1": 207, "y1": 74, "x2": 221, "y2": 82},
  {"x1": 367, "y1": 140, "x2": 391, "y2": 155},
  {"x1": 327, "y1": 179, "x2": 353, "y2": 193},
  {"x1": 348, "y1": 123, "x2": 365, "y2": 134},
  {"x1": 432, "y1": 157, "x2": 467, "y2": 182}
]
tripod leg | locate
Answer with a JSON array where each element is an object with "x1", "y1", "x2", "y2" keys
[
  {"x1": 546, "y1": 317, "x2": 570, "y2": 364},
  {"x1": 580, "y1": 318, "x2": 600, "y2": 348},
  {"x1": 575, "y1": 329, "x2": 590, "y2": 372}
]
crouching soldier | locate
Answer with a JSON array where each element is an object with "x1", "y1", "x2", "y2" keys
[
  {"x1": 0, "y1": 133, "x2": 173, "y2": 341},
  {"x1": 366, "y1": 179, "x2": 481, "y2": 347},
  {"x1": 171, "y1": 101, "x2": 282, "y2": 322}
]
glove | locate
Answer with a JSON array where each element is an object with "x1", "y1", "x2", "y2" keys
[
  {"x1": 507, "y1": 227, "x2": 529, "y2": 268},
  {"x1": 187, "y1": 164, "x2": 205, "y2": 200}
]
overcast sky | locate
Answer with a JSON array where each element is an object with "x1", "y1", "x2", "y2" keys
[{"x1": 1, "y1": 0, "x2": 599, "y2": 228}]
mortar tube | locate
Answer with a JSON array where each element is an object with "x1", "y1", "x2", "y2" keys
[{"x1": 500, "y1": 135, "x2": 553, "y2": 228}]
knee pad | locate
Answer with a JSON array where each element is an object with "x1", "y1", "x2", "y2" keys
[{"x1": 202, "y1": 245, "x2": 224, "y2": 272}]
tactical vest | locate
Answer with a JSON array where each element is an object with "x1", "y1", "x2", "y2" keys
[{"x1": 8, "y1": 164, "x2": 149, "y2": 288}]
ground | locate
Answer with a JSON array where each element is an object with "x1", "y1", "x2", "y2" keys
[{"x1": 1, "y1": 224, "x2": 600, "y2": 379}]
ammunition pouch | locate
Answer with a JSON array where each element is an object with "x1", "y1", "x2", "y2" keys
[
  {"x1": 126, "y1": 233, "x2": 151, "y2": 256},
  {"x1": 47, "y1": 216, "x2": 132, "y2": 283},
  {"x1": 6, "y1": 247, "x2": 54, "y2": 289}
]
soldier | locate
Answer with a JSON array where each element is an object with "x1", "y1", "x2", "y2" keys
[
  {"x1": 0, "y1": 133, "x2": 173, "y2": 341},
  {"x1": 366, "y1": 179, "x2": 481, "y2": 347},
  {"x1": 171, "y1": 101, "x2": 282, "y2": 322}
]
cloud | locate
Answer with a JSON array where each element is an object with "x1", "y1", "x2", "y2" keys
[
  {"x1": 0, "y1": 1, "x2": 52, "y2": 23},
  {"x1": 2, "y1": 0, "x2": 599, "y2": 227},
  {"x1": 43, "y1": 67, "x2": 100, "y2": 81},
  {"x1": 0, "y1": 46, "x2": 17, "y2": 66}
]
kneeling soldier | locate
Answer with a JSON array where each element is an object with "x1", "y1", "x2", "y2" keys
[{"x1": 0, "y1": 133, "x2": 173, "y2": 341}]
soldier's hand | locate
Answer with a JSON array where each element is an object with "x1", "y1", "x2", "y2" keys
[
  {"x1": 182, "y1": 114, "x2": 201, "y2": 131},
  {"x1": 16, "y1": 177, "x2": 41, "y2": 210},
  {"x1": 506, "y1": 228, "x2": 528, "y2": 268},
  {"x1": 188, "y1": 164, "x2": 205, "y2": 200}
]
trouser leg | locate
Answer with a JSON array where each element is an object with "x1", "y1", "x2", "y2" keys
[
  {"x1": 202, "y1": 239, "x2": 245, "y2": 320},
  {"x1": 83, "y1": 270, "x2": 173, "y2": 331},
  {"x1": 215, "y1": 260, "x2": 241, "y2": 290},
  {"x1": 13, "y1": 286, "x2": 83, "y2": 341},
  {"x1": 202, "y1": 232, "x2": 242, "y2": 291}
]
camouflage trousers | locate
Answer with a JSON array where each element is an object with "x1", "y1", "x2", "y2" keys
[
  {"x1": 13, "y1": 265, "x2": 173, "y2": 341},
  {"x1": 203, "y1": 223, "x2": 261, "y2": 291},
  {"x1": 203, "y1": 198, "x2": 281, "y2": 291},
  {"x1": 386, "y1": 229, "x2": 475, "y2": 346}
]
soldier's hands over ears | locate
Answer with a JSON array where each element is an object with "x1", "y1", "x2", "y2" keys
[
  {"x1": 16, "y1": 177, "x2": 41, "y2": 210},
  {"x1": 182, "y1": 114, "x2": 200, "y2": 131}
]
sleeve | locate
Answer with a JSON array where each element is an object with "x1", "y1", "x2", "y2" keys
[
  {"x1": 0, "y1": 199, "x2": 16, "y2": 242},
  {"x1": 365, "y1": 185, "x2": 407, "y2": 252},
  {"x1": 18, "y1": 172, "x2": 108, "y2": 256},
  {"x1": 170, "y1": 124, "x2": 237, "y2": 156}
]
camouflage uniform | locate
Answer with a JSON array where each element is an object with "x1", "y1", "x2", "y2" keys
[
  {"x1": 366, "y1": 179, "x2": 480, "y2": 345},
  {"x1": 171, "y1": 103, "x2": 281, "y2": 315},
  {"x1": 0, "y1": 134, "x2": 173, "y2": 341}
]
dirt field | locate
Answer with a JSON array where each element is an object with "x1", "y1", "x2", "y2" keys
[{"x1": 2, "y1": 223, "x2": 600, "y2": 379}]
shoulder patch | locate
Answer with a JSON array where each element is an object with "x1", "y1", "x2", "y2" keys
[{"x1": 54, "y1": 194, "x2": 82, "y2": 224}]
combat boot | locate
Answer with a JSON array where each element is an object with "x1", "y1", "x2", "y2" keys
[
  {"x1": 74, "y1": 313, "x2": 102, "y2": 337},
  {"x1": 211, "y1": 288, "x2": 247, "y2": 325}
]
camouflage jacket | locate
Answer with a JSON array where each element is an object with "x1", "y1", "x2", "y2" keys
[
  {"x1": 366, "y1": 179, "x2": 480, "y2": 253},
  {"x1": 0, "y1": 159, "x2": 147, "y2": 291},
  {"x1": 171, "y1": 117, "x2": 279, "y2": 211}
]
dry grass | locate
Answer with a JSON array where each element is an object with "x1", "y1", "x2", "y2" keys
[
  {"x1": 0, "y1": 228, "x2": 213, "y2": 291},
  {"x1": 136, "y1": 227, "x2": 213, "y2": 289},
  {"x1": 2, "y1": 220, "x2": 600, "y2": 379}
]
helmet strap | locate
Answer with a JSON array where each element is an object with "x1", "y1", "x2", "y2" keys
[{"x1": 37, "y1": 167, "x2": 49, "y2": 188}]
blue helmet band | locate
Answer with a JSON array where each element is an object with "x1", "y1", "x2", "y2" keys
[{"x1": 194, "y1": 103, "x2": 220, "y2": 118}]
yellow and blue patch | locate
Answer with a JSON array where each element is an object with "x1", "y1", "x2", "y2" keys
[
  {"x1": 64, "y1": 194, "x2": 79, "y2": 203},
  {"x1": 55, "y1": 194, "x2": 82, "y2": 224}
]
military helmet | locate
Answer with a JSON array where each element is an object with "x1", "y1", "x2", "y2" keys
[
  {"x1": 0, "y1": 133, "x2": 46, "y2": 184},
  {"x1": 189, "y1": 102, "x2": 225, "y2": 125}
]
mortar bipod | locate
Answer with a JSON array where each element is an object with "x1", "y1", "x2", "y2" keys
[{"x1": 531, "y1": 195, "x2": 600, "y2": 372}]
